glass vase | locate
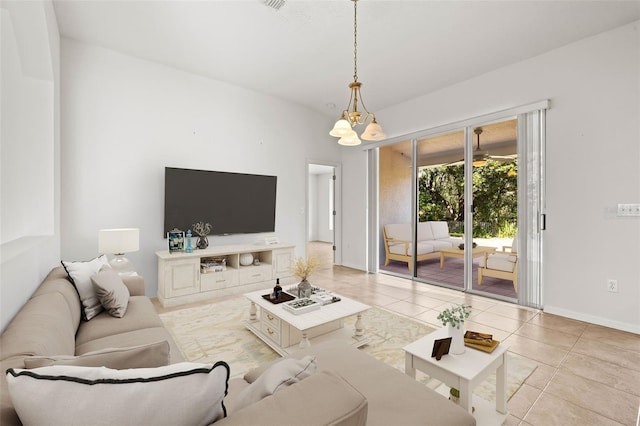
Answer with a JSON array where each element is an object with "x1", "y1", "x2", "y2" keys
[
  {"x1": 196, "y1": 235, "x2": 208, "y2": 249},
  {"x1": 297, "y1": 279, "x2": 312, "y2": 298}
]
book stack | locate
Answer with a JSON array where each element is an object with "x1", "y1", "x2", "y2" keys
[{"x1": 464, "y1": 331, "x2": 500, "y2": 353}]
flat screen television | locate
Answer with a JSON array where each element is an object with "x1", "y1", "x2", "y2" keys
[{"x1": 164, "y1": 167, "x2": 277, "y2": 236}]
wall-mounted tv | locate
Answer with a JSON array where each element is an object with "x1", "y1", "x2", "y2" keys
[{"x1": 164, "y1": 167, "x2": 277, "y2": 236}]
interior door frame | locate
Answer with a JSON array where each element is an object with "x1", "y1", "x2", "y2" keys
[{"x1": 306, "y1": 160, "x2": 342, "y2": 265}]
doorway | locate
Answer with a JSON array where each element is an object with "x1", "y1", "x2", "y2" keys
[{"x1": 307, "y1": 162, "x2": 341, "y2": 270}]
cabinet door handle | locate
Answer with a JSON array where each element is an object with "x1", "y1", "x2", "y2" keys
[
  {"x1": 267, "y1": 314, "x2": 274, "y2": 321},
  {"x1": 267, "y1": 328, "x2": 274, "y2": 335}
]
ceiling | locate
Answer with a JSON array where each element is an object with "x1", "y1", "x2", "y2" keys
[
  {"x1": 52, "y1": 0, "x2": 640, "y2": 121},
  {"x1": 387, "y1": 118, "x2": 518, "y2": 167}
]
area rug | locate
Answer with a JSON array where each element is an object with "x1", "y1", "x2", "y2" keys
[{"x1": 159, "y1": 296, "x2": 536, "y2": 401}]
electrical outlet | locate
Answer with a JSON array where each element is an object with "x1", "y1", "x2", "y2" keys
[
  {"x1": 617, "y1": 204, "x2": 640, "y2": 216},
  {"x1": 607, "y1": 279, "x2": 618, "y2": 293}
]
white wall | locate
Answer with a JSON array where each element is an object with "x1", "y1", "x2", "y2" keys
[
  {"x1": 60, "y1": 39, "x2": 341, "y2": 298},
  {"x1": 0, "y1": 0, "x2": 60, "y2": 331},
  {"x1": 341, "y1": 21, "x2": 640, "y2": 333}
]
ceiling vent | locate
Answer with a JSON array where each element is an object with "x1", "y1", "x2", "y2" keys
[{"x1": 264, "y1": 0, "x2": 285, "y2": 11}]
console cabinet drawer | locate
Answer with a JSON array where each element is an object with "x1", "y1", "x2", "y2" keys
[
  {"x1": 200, "y1": 270, "x2": 238, "y2": 292},
  {"x1": 239, "y1": 266, "x2": 272, "y2": 284}
]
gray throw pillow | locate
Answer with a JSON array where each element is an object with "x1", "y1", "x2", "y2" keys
[{"x1": 91, "y1": 265, "x2": 130, "y2": 318}]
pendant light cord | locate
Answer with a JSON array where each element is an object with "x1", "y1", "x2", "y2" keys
[{"x1": 353, "y1": 0, "x2": 358, "y2": 83}]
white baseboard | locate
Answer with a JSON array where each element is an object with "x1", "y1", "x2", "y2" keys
[{"x1": 544, "y1": 305, "x2": 640, "y2": 334}]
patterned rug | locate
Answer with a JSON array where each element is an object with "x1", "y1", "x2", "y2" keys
[{"x1": 159, "y1": 296, "x2": 536, "y2": 401}]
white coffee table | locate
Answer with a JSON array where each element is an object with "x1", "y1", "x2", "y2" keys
[
  {"x1": 244, "y1": 289, "x2": 371, "y2": 356},
  {"x1": 403, "y1": 327, "x2": 509, "y2": 425}
]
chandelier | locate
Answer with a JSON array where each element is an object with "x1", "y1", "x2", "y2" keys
[{"x1": 329, "y1": 0, "x2": 386, "y2": 146}]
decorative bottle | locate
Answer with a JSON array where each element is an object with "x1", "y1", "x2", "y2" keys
[
  {"x1": 185, "y1": 230, "x2": 193, "y2": 253},
  {"x1": 273, "y1": 278, "x2": 282, "y2": 300}
]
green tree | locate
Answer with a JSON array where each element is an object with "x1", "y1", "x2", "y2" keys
[{"x1": 417, "y1": 160, "x2": 517, "y2": 237}]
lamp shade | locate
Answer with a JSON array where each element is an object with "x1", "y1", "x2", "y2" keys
[
  {"x1": 98, "y1": 228, "x2": 140, "y2": 254},
  {"x1": 329, "y1": 119, "x2": 353, "y2": 137},
  {"x1": 338, "y1": 133, "x2": 361, "y2": 146},
  {"x1": 361, "y1": 121, "x2": 387, "y2": 141}
]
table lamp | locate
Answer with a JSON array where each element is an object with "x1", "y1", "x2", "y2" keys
[{"x1": 98, "y1": 228, "x2": 140, "y2": 275}]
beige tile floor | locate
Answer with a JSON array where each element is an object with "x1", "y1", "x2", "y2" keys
[{"x1": 304, "y1": 242, "x2": 640, "y2": 426}]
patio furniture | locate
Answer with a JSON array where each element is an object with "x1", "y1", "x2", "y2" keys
[
  {"x1": 382, "y1": 222, "x2": 461, "y2": 271},
  {"x1": 478, "y1": 233, "x2": 518, "y2": 292}
]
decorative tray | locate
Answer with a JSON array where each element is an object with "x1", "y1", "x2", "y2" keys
[
  {"x1": 261, "y1": 292, "x2": 295, "y2": 304},
  {"x1": 282, "y1": 298, "x2": 321, "y2": 315}
]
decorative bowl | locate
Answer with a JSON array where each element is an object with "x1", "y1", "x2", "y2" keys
[{"x1": 458, "y1": 242, "x2": 477, "y2": 250}]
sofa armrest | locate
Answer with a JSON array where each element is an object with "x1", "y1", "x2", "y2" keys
[
  {"x1": 121, "y1": 275, "x2": 145, "y2": 296},
  {"x1": 217, "y1": 370, "x2": 367, "y2": 426}
]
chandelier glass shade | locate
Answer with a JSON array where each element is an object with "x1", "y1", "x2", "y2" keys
[{"x1": 329, "y1": 0, "x2": 386, "y2": 146}]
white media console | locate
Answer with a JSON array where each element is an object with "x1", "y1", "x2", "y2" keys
[{"x1": 156, "y1": 243, "x2": 296, "y2": 307}]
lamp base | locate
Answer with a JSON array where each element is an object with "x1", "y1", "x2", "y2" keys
[{"x1": 109, "y1": 254, "x2": 136, "y2": 276}]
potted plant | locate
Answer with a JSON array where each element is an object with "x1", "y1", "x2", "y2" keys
[
  {"x1": 449, "y1": 387, "x2": 460, "y2": 403},
  {"x1": 437, "y1": 304, "x2": 471, "y2": 354},
  {"x1": 291, "y1": 256, "x2": 320, "y2": 298}
]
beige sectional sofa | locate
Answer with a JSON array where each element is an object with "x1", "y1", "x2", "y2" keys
[
  {"x1": 1, "y1": 266, "x2": 475, "y2": 426},
  {"x1": 383, "y1": 221, "x2": 462, "y2": 270}
]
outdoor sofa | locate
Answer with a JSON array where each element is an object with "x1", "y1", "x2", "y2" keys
[{"x1": 383, "y1": 221, "x2": 462, "y2": 271}]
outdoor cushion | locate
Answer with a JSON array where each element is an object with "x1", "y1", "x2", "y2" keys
[
  {"x1": 430, "y1": 221, "x2": 451, "y2": 239},
  {"x1": 385, "y1": 223, "x2": 411, "y2": 241},
  {"x1": 484, "y1": 253, "x2": 517, "y2": 271},
  {"x1": 389, "y1": 242, "x2": 436, "y2": 256},
  {"x1": 417, "y1": 222, "x2": 435, "y2": 240},
  {"x1": 430, "y1": 240, "x2": 454, "y2": 250}
]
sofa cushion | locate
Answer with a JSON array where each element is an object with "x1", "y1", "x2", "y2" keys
[
  {"x1": 74, "y1": 327, "x2": 185, "y2": 364},
  {"x1": 24, "y1": 341, "x2": 170, "y2": 369},
  {"x1": 31, "y1": 267, "x2": 82, "y2": 331},
  {"x1": 384, "y1": 223, "x2": 411, "y2": 242},
  {"x1": 61, "y1": 255, "x2": 110, "y2": 320},
  {"x1": 218, "y1": 370, "x2": 368, "y2": 426},
  {"x1": 430, "y1": 221, "x2": 451, "y2": 239},
  {"x1": 484, "y1": 253, "x2": 517, "y2": 272},
  {"x1": 74, "y1": 296, "x2": 164, "y2": 347},
  {"x1": 91, "y1": 266, "x2": 130, "y2": 318},
  {"x1": 292, "y1": 341, "x2": 476, "y2": 426},
  {"x1": 235, "y1": 355, "x2": 317, "y2": 411},
  {"x1": 6, "y1": 361, "x2": 230, "y2": 426},
  {"x1": 430, "y1": 240, "x2": 454, "y2": 250},
  {"x1": 0, "y1": 292, "x2": 76, "y2": 359},
  {"x1": 417, "y1": 222, "x2": 435, "y2": 241}
]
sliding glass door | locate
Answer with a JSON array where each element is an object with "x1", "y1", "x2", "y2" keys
[{"x1": 371, "y1": 102, "x2": 546, "y2": 308}]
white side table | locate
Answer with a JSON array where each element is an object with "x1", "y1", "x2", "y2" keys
[{"x1": 403, "y1": 327, "x2": 509, "y2": 423}]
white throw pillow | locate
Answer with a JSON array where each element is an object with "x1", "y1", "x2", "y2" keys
[
  {"x1": 234, "y1": 355, "x2": 317, "y2": 411},
  {"x1": 61, "y1": 255, "x2": 110, "y2": 320},
  {"x1": 91, "y1": 265, "x2": 130, "y2": 317},
  {"x1": 6, "y1": 361, "x2": 230, "y2": 426}
]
